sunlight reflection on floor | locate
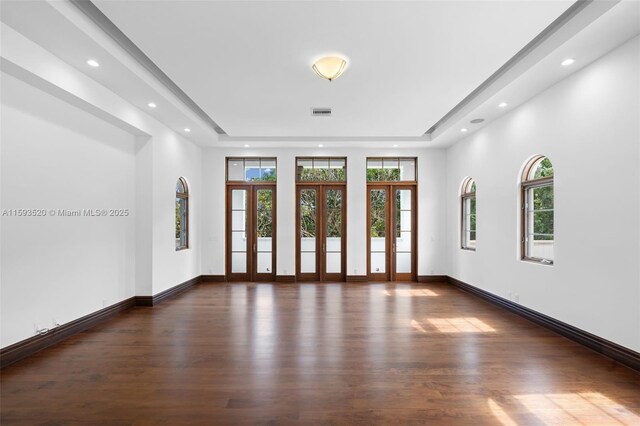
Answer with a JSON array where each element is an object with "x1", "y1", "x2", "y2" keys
[
  {"x1": 427, "y1": 317, "x2": 496, "y2": 333},
  {"x1": 508, "y1": 392, "x2": 640, "y2": 425},
  {"x1": 384, "y1": 288, "x2": 438, "y2": 297}
]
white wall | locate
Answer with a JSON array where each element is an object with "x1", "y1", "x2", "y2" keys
[
  {"x1": 1, "y1": 73, "x2": 137, "y2": 347},
  {"x1": 1, "y1": 25, "x2": 204, "y2": 347},
  {"x1": 151, "y1": 128, "x2": 202, "y2": 294},
  {"x1": 445, "y1": 36, "x2": 640, "y2": 351},
  {"x1": 202, "y1": 147, "x2": 447, "y2": 278}
]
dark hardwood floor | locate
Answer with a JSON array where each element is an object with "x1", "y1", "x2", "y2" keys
[{"x1": 1, "y1": 282, "x2": 639, "y2": 425}]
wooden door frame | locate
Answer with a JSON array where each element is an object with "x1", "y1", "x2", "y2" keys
[
  {"x1": 252, "y1": 185, "x2": 277, "y2": 282},
  {"x1": 320, "y1": 185, "x2": 347, "y2": 282},
  {"x1": 393, "y1": 185, "x2": 417, "y2": 282},
  {"x1": 366, "y1": 183, "x2": 417, "y2": 282},
  {"x1": 296, "y1": 185, "x2": 321, "y2": 281},
  {"x1": 226, "y1": 184, "x2": 277, "y2": 282},
  {"x1": 296, "y1": 183, "x2": 347, "y2": 282}
]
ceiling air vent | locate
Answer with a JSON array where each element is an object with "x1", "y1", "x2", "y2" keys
[{"x1": 311, "y1": 107, "x2": 332, "y2": 117}]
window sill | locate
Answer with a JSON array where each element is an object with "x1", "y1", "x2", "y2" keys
[
  {"x1": 461, "y1": 247, "x2": 476, "y2": 252},
  {"x1": 521, "y1": 257, "x2": 553, "y2": 266}
]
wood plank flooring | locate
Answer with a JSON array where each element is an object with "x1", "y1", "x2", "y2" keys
[{"x1": 1, "y1": 282, "x2": 639, "y2": 425}]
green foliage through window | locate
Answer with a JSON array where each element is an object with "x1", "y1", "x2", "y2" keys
[
  {"x1": 370, "y1": 190, "x2": 386, "y2": 238},
  {"x1": 296, "y1": 158, "x2": 346, "y2": 182},
  {"x1": 300, "y1": 190, "x2": 316, "y2": 238},
  {"x1": 256, "y1": 190, "x2": 273, "y2": 238},
  {"x1": 367, "y1": 168, "x2": 400, "y2": 182}
]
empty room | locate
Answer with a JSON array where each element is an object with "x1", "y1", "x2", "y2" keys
[{"x1": 1, "y1": 0, "x2": 639, "y2": 424}]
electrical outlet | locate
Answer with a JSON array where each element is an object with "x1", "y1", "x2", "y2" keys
[
  {"x1": 514, "y1": 294, "x2": 520, "y2": 303},
  {"x1": 508, "y1": 292, "x2": 513, "y2": 300}
]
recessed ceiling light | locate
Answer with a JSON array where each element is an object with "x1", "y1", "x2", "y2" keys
[
  {"x1": 183, "y1": 128, "x2": 191, "y2": 132},
  {"x1": 147, "y1": 102, "x2": 157, "y2": 108},
  {"x1": 244, "y1": 144, "x2": 249, "y2": 148},
  {"x1": 498, "y1": 102, "x2": 508, "y2": 108},
  {"x1": 561, "y1": 58, "x2": 575, "y2": 66},
  {"x1": 318, "y1": 144, "x2": 324, "y2": 147},
  {"x1": 461, "y1": 128, "x2": 468, "y2": 132},
  {"x1": 470, "y1": 118, "x2": 485, "y2": 124},
  {"x1": 393, "y1": 144, "x2": 399, "y2": 148},
  {"x1": 86, "y1": 59, "x2": 100, "y2": 67}
]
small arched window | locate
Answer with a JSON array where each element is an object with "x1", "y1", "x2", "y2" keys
[
  {"x1": 461, "y1": 177, "x2": 476, "y2": 250},
  {"x1": 176, "y1": 177, "x2": 189, "y2": 251},
  {"x1": 521, "y1": 156, "x2": 554, "y2": 264}
]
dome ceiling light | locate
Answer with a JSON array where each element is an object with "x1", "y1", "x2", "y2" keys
[{"x1": 312, "y1": 56, "x2": 348, "y2": 81}]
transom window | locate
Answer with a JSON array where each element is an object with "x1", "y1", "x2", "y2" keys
[
  {"x1": 366, "y1": 158, "x2": 416, "y2": 182},
  {"x1": 227, "y1": 158, "x2": 277, "y2": 182},
  {"x1": 175, "y1": 177, "x2": 189, "y2": 251},
  {"x1": 296, "y1": 157, "x2": 346, "y2": 182},
  {"x1": 521, "y1": 156, "x2": 554, "y2": 264},
  {"x1": 461, "y1": 177, "x2": 476, "y2": 250}
]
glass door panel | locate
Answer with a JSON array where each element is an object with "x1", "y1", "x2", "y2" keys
[
  {"x1": 367, "y1": 185, "x2": 415, "y2": 281},
  {"x1": 255, "y1": 188, "x2": 275, "y2": 279},
  {"x1": 227, "y1": 185, "x2": 276, "y2": 281},
  {"x1": 323, "y1": 187, "x2": 345, "y2": 280},
  {"x1": 368, "y1": 188, "x2": 389, "y2": 280},
  {"x1": 299, "y1": 188, "x2": 318, "y2": 278},
  {"x1": 395, "y1": 188, "x2": 414, "y2": 277},
  {"x1": 297, "y1": 185, "x2": 346, "y2": 281},
  {"x1": 229, "y1": 188, "x2": 249, "y2": 277}
]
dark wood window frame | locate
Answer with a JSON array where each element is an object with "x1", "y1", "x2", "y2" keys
[
  {"x1": 176, "y1": 177, "x2": 189, "y2": 251},
  {"x1": 365, "y1": 157, "x2": 418, "y2": 281},
  {"x1": 366, "y1": 157, "x2": 418, "y2": 182},
  {"x1": 296, "y1": 157, "x2": 347, "y2": 182},
  {"x1": 460, "y1": 177, "x2": 476, "y2": 251},
  {"x1": 225, "y1": 157, "x2": 278, "y2": 281},
  {"x1": 226, "y1": 157, "x2": 277, "y2": 182},
  {"x1": 521, "y1": 156, "x2": 554, "y2": 265},
  {"x1": 295, "y1": 157, "x2": 347, "y2": 281}
]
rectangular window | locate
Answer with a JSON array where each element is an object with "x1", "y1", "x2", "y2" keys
[
  {"x1": 524, "y1": 182, "x2": 554, "y2": 263},
  {"x1": 367, "y1": 158, "x2": 417, "y2": 182},
  {"x1": 226, "y1": 158, "x2": 277, "y2": 182},
  {"x1": 461, "y1": 196, "x2": 476, "y2": 250},
  {"x1": 296, "y1": 157, "x2": 346, "y2": 182}
]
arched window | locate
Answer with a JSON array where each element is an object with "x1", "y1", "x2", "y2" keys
[
  {"x1": 176, "y1": 177, "x2": 189, "y2": 250},
  {"x1": 461, "y1": 177, "x2": 476, "y2": 250},
  {"x1": 521, "y1": 156, "x2": 554, "y2": 264}
]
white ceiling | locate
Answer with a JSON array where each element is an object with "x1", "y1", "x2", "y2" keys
[{"x1": 93, "y1": 0, "x2": 573, "y2": 138}]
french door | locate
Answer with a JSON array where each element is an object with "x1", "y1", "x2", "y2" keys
[
  {"x1": 367, "y1": 185, "x2": 416, "y2": 281},
  {"x1": 226, "y1": 184, "x2": 276, "y2": 281},
  {"x1": 296, "y1": 185, "x2": 346, "y2": 281}
]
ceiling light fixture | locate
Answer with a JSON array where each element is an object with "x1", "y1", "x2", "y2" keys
[
  {"x1": 244, "y1": 144, "x2": 249, "y2": 148},
  {"x1": 561, "y1": 58, "x2": 575, "y2": 66},
  {"x1": 86, "y1": 59, "x2": 100, "y2": 67},
  {"x1": 147, "y1": 102, "x2": 157, "y2": 108},
  {"x1": 498, "y1": 102, "x2": 508, "y2": 108},
  {"x1": 393, "y1": 144, "x2": 399, "y2": 148},
  {"x1": 318, "y1": 144, "x2": 324, "y2": 148},
  {"x1": 184, "y1": 128, "x2": 191, "y2": 132},
  {"x1": 461, "y1": 128, "x2": 468, "y2": 132},
  {"x1": 312, "y1": 56, "x2": 347, "y2": 81}
]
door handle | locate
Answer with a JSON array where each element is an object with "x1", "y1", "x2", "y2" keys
[
  {"x1": 392, "y1": 243, "x2": 396, "y2": 253},
  {"x1": 323, "y1": 243, "x2": 326, "y2": 253},
  {"x1": 253, "y1": 243, "x2": 257, "y2": 254}
]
